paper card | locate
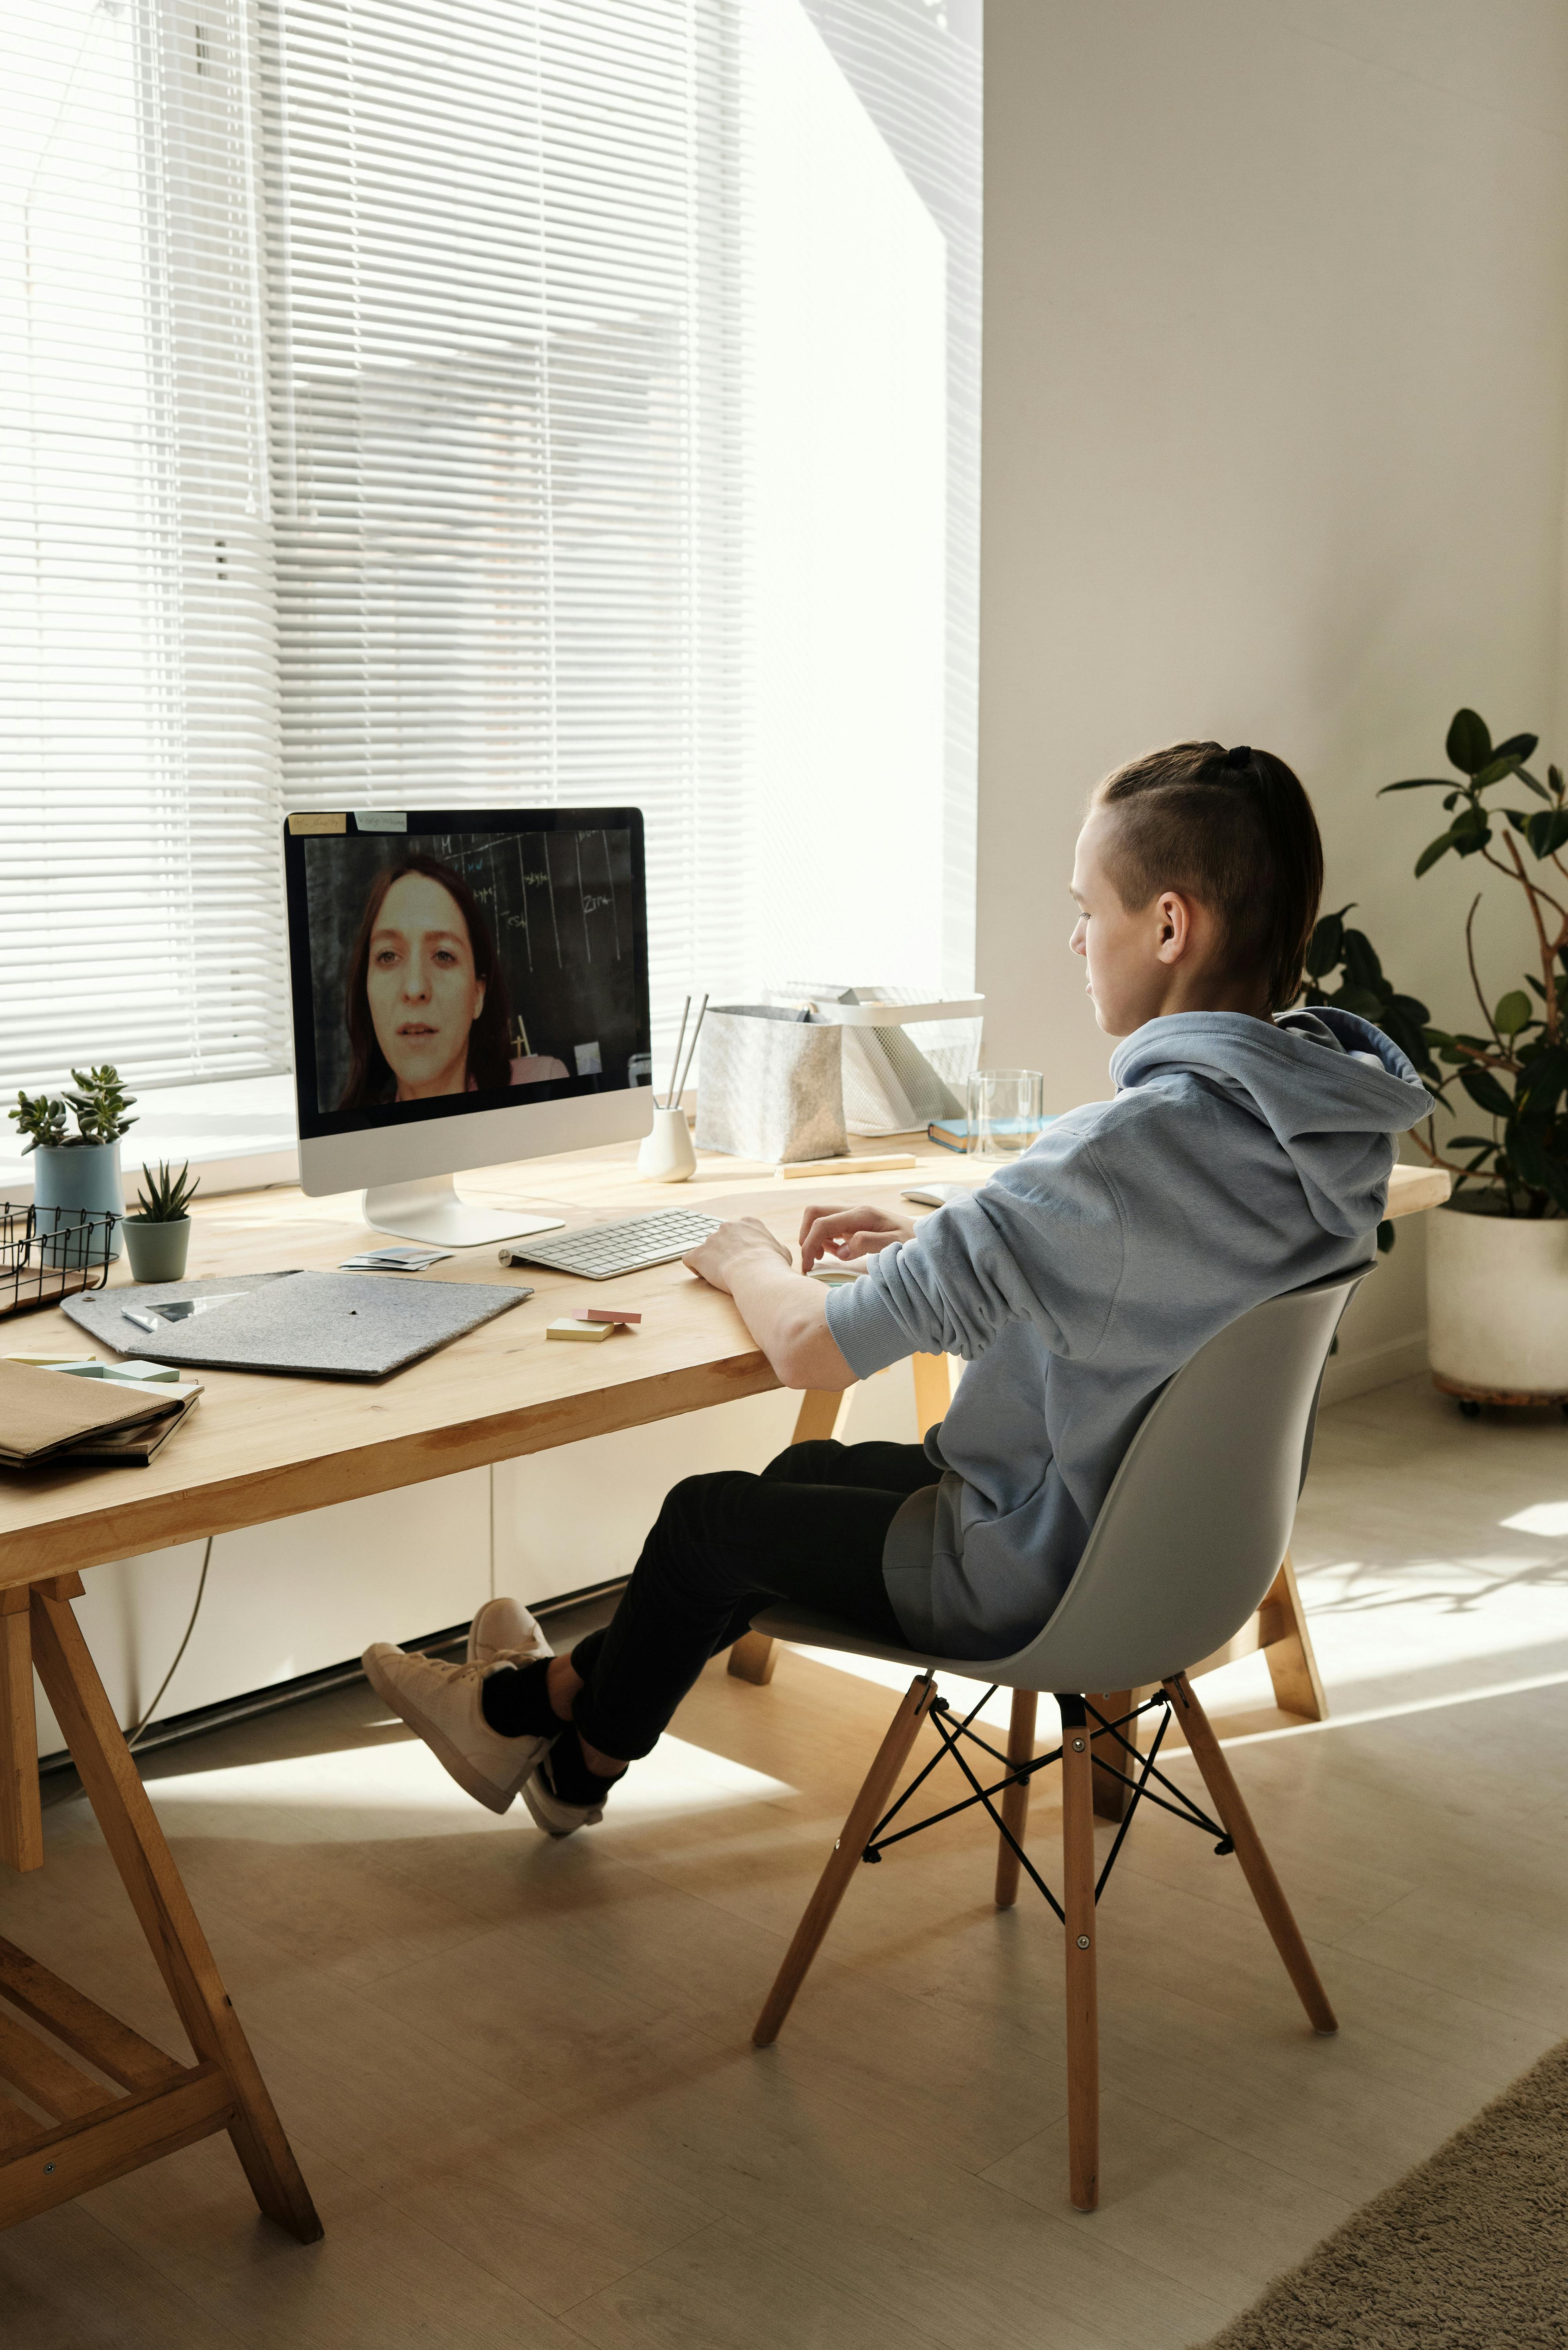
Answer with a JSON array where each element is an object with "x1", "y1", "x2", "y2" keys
[{"x1": 546, "y1": 1317, "x2": 612, "y2": 1343}]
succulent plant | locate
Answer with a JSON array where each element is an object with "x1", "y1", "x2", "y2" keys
[
  {"x1": 132, "y1": 1160, "x2": 200, "y2": 1223},
  {"x1": 9, "y1": 1066, "x2": 136, "y2": 1152}
]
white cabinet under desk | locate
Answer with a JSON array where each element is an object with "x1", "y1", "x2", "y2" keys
[
  {"x1": 34, "y1": 1367, "x2": 926, "y2": 1758},
  {"x1": 33, "y1": 1470, "x2": 492, "y2": 1758}
]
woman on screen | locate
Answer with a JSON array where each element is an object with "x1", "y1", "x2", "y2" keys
[{"x1": 338, "y1": 854, "x2": 569, "y2": 1109}]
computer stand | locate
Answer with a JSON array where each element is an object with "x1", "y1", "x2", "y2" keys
[{"x1": 361, "y1": 1174, "x2": 566, "y2": 1249}]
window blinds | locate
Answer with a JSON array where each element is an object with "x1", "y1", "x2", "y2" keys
[
  {"x1": 2, "y1": 0, "x2": 744, "y2": 1098},
  {"x1": 3, "y1": 0, "x2": 975, "y2": 1108},
  {"x1": 0, "y1": 0, "x2": 287, "y2": 1099},
  {"x1": 260, "y1": 0, "x2": 747, "y2": 1054}
]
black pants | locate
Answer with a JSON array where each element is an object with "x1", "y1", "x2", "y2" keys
[{"x1": 567, "y1": 1439, "x2": 939, "y2": 1762}]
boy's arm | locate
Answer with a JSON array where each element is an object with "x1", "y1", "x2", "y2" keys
[{"x1": 683, "y1": 1218, "x2": 857, "y2": 1390}]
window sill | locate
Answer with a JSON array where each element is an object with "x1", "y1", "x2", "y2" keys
[{"x1": 0, "y1": 1074, "x2": 299, "y2": 1204}]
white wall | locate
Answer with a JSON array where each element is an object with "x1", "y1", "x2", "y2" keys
[{"x1": 978, "y1": 0, "x2": 1568, "y2": 1391}]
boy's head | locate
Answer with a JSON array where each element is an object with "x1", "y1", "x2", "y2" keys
[{"x1": 1070, "y1": 741, "x2": 1323, "y2": 1039}]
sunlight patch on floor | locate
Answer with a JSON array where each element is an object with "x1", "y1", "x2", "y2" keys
[
  {"x1": 146, "y1": 1730, "x2": 795, "y2": 1842},
  {"x1": 1501, "y1": 1500, "x2": 1568, "y2": 1536}
]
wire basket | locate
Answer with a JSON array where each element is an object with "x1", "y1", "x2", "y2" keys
[{"x1": 0, "y1": 1201, "x2": 118, "y2": 1319}]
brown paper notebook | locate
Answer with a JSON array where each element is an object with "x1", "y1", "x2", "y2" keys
[
  {"x1": 59, "y1": 1386, "x2": 201, "y2": 1466},
  {"x1": 0, "y1": 1359, "x2": 180, "y2": 1469}
]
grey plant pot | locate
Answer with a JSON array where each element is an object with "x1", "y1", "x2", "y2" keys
[
  {"x1": 31, "y1": 1141, "x2": 125, "y2": 1263},
  {"x1": 123, "y1": 1218, "x2": 191, "y2": 1285}
]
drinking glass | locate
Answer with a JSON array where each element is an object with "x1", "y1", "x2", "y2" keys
[{"x1": 966, "y1": 1068, "x2": 1046, "y2": 1157}]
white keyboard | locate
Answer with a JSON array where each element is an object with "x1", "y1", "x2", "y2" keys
[{"x1": 500, "y1": 1208, "x2": 721, "y2": 1281}]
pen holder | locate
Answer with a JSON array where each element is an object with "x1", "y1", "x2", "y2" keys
[{"x1": 638, "y1": 1104, "x2": 698, "y2": 1184}]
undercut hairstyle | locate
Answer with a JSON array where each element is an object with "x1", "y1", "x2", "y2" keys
[{"x1": 1093, "y1": 741, "x2": 1324, "y2": 1013}]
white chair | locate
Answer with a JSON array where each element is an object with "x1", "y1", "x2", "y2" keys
[{"x1": 749, "y1": 1268, "x2": 1362, "y2": 2211}]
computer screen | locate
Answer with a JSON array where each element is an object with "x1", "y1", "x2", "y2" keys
[{"x1": 284, "y1": 809, "x2": 650, "y2": 1147}]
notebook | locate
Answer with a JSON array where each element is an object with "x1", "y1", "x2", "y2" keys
[
  {"x1": 0, "y1": 1358, "x2": 181, "y2": 1469},
  {"x1": 61, "y1": 1387, "x2": 202, "y2": 1466}
]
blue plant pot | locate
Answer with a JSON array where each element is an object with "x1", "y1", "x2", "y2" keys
[{"x1": 31, "y1": 1142, "x2": 124, "y2": 1263}]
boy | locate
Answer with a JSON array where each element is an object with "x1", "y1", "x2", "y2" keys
[{"x1": 365, "y1": 740, "x2": 1431, "y2": 1833}]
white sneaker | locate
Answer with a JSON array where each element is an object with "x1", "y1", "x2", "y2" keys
[
  {"x1": 520, "y1": 1741, "x2": 611, "y2": 1838},
  {"x1": 467, "y1": 1595, "x2": 553, "y2": 1668},
  {"x1": 362, "y1": 1643, "x2": 553, "y2": 1815}
]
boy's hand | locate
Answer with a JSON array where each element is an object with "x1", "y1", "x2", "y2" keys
[
  {"x1": 798, "y1": 1202, "x2": 914, "y2": 1272},
  {"x1": 683, "y1": 1216, "x2": 793, "y2": 1294}
]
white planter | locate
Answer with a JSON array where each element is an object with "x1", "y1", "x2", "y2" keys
[{"x1": 1427, "y1": 1201, "x2": 1568, "y2": 1396}]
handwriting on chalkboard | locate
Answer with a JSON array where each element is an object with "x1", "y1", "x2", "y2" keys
[{"x1": 428, "y1": 828, "x2": 629, "y2": 976}]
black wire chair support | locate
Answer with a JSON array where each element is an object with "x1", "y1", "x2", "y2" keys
[{"x1": 859, "y1": 1685, "x2": 1232, "y2": 1924}]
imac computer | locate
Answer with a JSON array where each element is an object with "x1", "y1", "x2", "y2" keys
[{"x1": 284, "y1": 808, "x2": 654, "y2": 1246}]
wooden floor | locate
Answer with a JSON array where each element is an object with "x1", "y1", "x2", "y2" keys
[{"x1": 3, "y1": 1374, "x2": 1568, "y2": 2348}]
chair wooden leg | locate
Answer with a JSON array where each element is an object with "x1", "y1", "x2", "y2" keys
[
  {"x1": 994, "y1": 1690, "x2": 1037, "y2": 1908},
  {"x1": 1084, "y1": 1689, "x2": 1136, "y2": 1823},
  {"x1": 1164, "y1": 1670, "x2": 1337, "y2": 2034},
  {"x1": 1059, "y1": 1699, "x2": 1099, "y2": 2211},
  {"x1": 0, "y1": 1593, "x2": 43, "y2": 1874},
  {"x1": 1261, "y1": 1553, "x2": 1328, "y2": 1721},
  {"x1": 753, "y1": 1673, "x2": 938, "y2": 2046},
  {"x1": 726, "y1": 1632, "x2": 778, "y2": 1685},
  {"x1": 728, "y1": 1386, "x2": 857, "y2": 1684},
  {"x1": 27, "y1": 1578, "x2": 323, "y2": 2241}
]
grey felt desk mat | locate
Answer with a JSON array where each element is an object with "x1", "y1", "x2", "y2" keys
[{"x1": 63, "y1": 1270, "x2": 529, "y2": 1381}]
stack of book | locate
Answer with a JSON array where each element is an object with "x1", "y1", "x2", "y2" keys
[{"x1": 0, "y1": 1356, "x2": 203, "y2": 1470}]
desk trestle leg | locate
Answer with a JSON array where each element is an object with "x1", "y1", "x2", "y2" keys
[
  {"x1": 0, "y1": 1591, "x2": 43, "y2": 1873},
  {"x1": 23, "y1": 1576, "x2": 322, "y2": 2243}
]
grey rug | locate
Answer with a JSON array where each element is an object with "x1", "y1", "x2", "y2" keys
[{"x1": 1194, "y1": 2039, "x2": 1568, "y2": 2348}]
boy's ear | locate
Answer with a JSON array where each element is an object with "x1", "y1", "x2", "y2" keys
[{"x1": 1153, "y1": 889, "x2": 1194, "y2": 964}]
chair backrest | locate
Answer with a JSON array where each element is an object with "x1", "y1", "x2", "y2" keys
[{"x1": 994, "y1": 1267, "x2": 1364, "y2": 1696}]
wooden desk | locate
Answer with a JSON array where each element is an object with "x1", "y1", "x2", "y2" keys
[{"x1": 0, "y1": 1141, "x2": 1447, "y2": 2241}]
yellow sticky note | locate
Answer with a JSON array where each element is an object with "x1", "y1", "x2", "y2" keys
[
  {"x1": 546, "y1": 1317, "x2": 612, "y2": 1343},
  {"x1": 287, "y1": 811, "x2": 347, "y2": 835}
]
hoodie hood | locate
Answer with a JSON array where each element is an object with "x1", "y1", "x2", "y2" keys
[{"x1": 1108, "y1": 1007, "x2": 1433, "y2": 1240}]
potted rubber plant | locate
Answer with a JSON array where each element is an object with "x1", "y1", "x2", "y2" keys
[
  {"x1": 9, "y1": 1066, "x2": 137, "y2": 1261},
  {"x1": 122, "y1": 1160, "x2": 200, "y2": 1284},
  {"x1": 1302, "y1": 709, "x2": 1568, "y2": 1410}
]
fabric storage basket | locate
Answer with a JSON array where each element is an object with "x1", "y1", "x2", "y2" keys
[
  {"x1": 694, "y1": 1005, "x2": 847, "y2": 1165},
  {"x1": 770, "y1": 985, "x2": 985, "y2": 1136}
]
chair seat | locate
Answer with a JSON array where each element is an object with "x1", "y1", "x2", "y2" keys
[{"x1": 749, "y1": 1603, "x2": 1028, "y2": 1686}]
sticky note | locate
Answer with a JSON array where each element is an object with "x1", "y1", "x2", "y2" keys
[
  {"x1": 547, "y1": 1317, "x2": 612, "y2": 1343},
  {"x1": 584, "y1": 1307, "x2": 640, "y2": 1325},
  {"x1": 354, "y1": 811, "x2": 408, "y2": 833},
  {"x1": 287, "y1": 811, "x2": 347, "y2": 834}
]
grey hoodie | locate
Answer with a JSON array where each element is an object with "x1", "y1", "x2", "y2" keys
[{"x1": 824, "y1": 1009, "x2": 1433, "y2": 1658}]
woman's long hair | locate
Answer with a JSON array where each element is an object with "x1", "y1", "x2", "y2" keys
[{"x1": 338, "y1": 853, "x2": 515, "y2": 1110}]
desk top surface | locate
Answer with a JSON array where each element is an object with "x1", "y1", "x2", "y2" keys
[{"x1": 0, "y1": 1142, "x2": 1448, "y2": 1589}]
